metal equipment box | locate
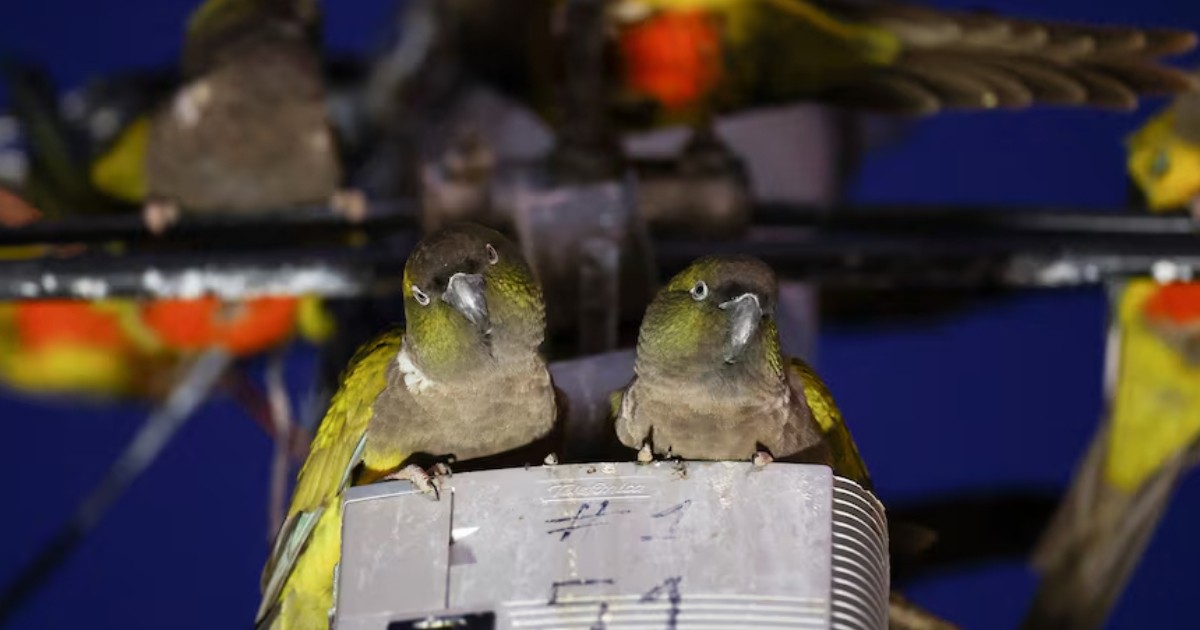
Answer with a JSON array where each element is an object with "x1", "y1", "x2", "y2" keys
[{"x1": 336, "y1": 462, "x2": 888, "y2": 630}]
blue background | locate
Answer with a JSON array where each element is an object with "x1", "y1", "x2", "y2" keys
[{"x1": 1, "y1": 1, "x2": 1198, "y2": 628}]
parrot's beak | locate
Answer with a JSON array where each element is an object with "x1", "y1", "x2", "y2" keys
[
  {"x1": 443, "y1": 272, "x2": 491, "y2": 336},
  {"x1": 719, "y1": 292, "x2": 762, "y2": 363}
]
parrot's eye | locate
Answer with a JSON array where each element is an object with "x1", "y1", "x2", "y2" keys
[
  {"x1": 412, "y1": 286, "x2": 431, "y2": 306},
  {"x1": 1149, "y1": 149, "x2": 1171, "y2": 179},
  {"x1": 485, "y1": 243, "x2": 499, "y2": 265},
  {"x1": 690, "y1": 281, "x2": 709, "y2": 301}
]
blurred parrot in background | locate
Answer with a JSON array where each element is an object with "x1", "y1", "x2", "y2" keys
[
  {"x1": 0, "y1": 300, "x2": 176, "y2": 400},
  {"x1": 607, "y1": 0, "x2": 1198, "y2": 124},
  {"x1": 1126, "y1": 78, "x2": 1200, "y2": 218},
  {"x1": 92, "y1": 0, "x2": 365, "y2": 233},
  {"x1": 256, "y1": 224, "x2": 561, "y2": 629},
  {"x1": 437, "y1": 0, "x2": 1196, "y2": 132},
  {"x1": 1022, "y1": 280, "x2": 1200, "y2": 630}
]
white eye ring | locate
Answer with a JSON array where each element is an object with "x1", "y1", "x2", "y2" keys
[
  {"x1": 485, "y1": 243, "x2": 499, "y2": 265},
  {"x1": 690, "y1": 281, "x2": 709, "y2": 301},
  {"x1": 412, "y1": 286, "x2": 431, "y2": 306}
]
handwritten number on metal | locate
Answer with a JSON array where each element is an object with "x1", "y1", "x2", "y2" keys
[
  {"x1": 639, "y1": 576, "x2": 683, "y2": 629},
  {"x1": 548, "y1": 578, "x2": 615, "y2": 605},
  {"x1": 545, "y1": 500, "x2": 631, "y2": 541},
  {"x1": 641, "y1": 500, "x2": 692, "y2": 541},
  {"x1": 588, "y1": 601, "x2": 609, "y2": 630}
]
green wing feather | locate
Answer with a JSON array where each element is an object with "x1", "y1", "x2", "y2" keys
[
  {"x1": 789, "y1": 357, "x2": 871, "y2": 488},
  {"x1": 256, "y1": 328, "x2": 406, "y2": 627}
]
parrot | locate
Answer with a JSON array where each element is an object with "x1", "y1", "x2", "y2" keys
[
  {"x1": 0, "y1": 299, "x2": 180, "y2": 400},
  {"x1": 92, "y1": 0, "x2": 364, "y2": 233},
  {"x1": 612, "y1": 254, "x2": 867, "y2": 482},
  {"x1": 1126, "y1": 79, "x2": 1200, "y2": 218},
  {"x1": 1022, "y1": 280, "x2": 1200, "y2": 630},
  {"x1": 611, "y1": 254, "x2": 969, "y2": 627},
  {"x1": 255, "y1": 223, "x2": 560, "y2": 629},
  {"x1": 436, "y1": 0, "x2": 1196, "y2": 131},
  {"x1": 607, "y1": 0, "x2": 1199, "y2": 125}
]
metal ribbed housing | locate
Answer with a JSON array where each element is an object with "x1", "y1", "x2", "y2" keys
[
  {"x1": 830, "y1": 478, "x2": 890, "y2": 630},
  {"x1": 337, "y1": 462, "x2": 889, "y2": 630}
]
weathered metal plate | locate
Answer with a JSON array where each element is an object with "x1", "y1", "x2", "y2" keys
[{"x1": 338, "y1": 462, "x2": 887, "y2": 630}]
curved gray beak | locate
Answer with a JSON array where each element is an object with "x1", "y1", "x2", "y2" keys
[
  {"x1": 719, "y1": 292, "x2": 761, "y2": 362},
  {"x1": 443, "y1": 272, "x2": 490, "y2": 335}
]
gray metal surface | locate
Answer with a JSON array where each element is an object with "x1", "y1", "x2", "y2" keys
[{"x1": 338, "y1": 462, "x2": 888, "y2": 630}]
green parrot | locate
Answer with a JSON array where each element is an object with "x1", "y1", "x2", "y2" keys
[
  {"x1": 608, "y1": 0, "x2": 1199, "y2": 123},
  {"x1": 612, "y1": 254, "x2": 867, "y2": 483},
  {"x1": 436, "y1": 0, "x2": 1196, "y2": 129},
  {"x1": 612, "y1": 254, "x2": 965, "y2": 626},
  {"x1": 94, "y1": 0, "x2": 363, "y2": 232},
  {"x1": 256, "y1": 223, "x2": 560, "y2": 630}
]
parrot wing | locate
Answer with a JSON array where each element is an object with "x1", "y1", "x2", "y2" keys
[
  {"x1": 848, "y1": 2, "x2": 1197, "y2": 112},
  {"x1": 255, "y1": 328, "x2": 405, "y2": 627},
  {"x1": 617, "y1": 0, "x2": 1197, "y2": 118},
  {"x1": 787, "y1": 356, "x2": 871, "y2": 488}
]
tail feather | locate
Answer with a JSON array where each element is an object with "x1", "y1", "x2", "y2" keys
[{"x1": 1023, "y1": 431, "x2": 1198, "y2": 630}]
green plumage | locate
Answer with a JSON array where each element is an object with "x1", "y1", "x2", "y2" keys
[
  {"x1": 614, "y1": 255, "x2": 868, "y2": 483},
  {"x1": 257, "y1": 224, "x2": 559, "y2": 629}
]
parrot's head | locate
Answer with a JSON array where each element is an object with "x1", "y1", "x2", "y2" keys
[
  {"x1": 402, "y1": 223, "x2": 545, "y2": 377},
  {"x1": 1126, "y1": 95, "x2": 1200, "y2": 213},
  {"x1": 183, "y1": 0, "x2": 322, "y2": 76},
  {"x1": 636, "y1": 255, "x2": 784, "y2": 381}
]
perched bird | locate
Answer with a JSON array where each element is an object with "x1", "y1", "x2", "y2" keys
[
  {"x1": 1126, "y1": 81, "x2": 1200, "y2": 218},
  {"x1": 256, "y1": 223, "x2": 560, "y2": 629},
  {"x1": 1023, "y1": 280, "x2": 1200, "y2": 630},
  {"x1": 613, "y1": 255, "x2": 866, "y2": 480},
  {"x1": 93, "y1": 0, "x2": 364, "y2": 232},
  {"x1": 611, "y1": 255, "x2": 963, "y2": 626}
]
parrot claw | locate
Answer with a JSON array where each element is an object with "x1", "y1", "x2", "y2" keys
[
  {"x1": 330, "y1": 189, "x2": 368, "y2": 223},
  {"x1": 543, "y1": 453, "x2": 559, "y2": 466},
  {"x1": 752, "y1": 451, "x2": 774, "y2": 468},
  {"x1": 637, "y1": 443, "x2": 654, "y2": 463},
  {"x1": 1190, "y1": 196, "x2": 1200, "y2": 221},
  {"x1": 385, "y1": 464, "x2": 440, "y2": 500},
  {"x1": 430, "y1": 462, "x2": 453, "y2": 478},
  {"x1": 142, "y1": 199, "x2": 180, "y2": 235}
]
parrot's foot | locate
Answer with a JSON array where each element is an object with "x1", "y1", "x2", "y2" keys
[
  {"x1": 330, "y1": 189, "x2": 368, "y2": 223},
  {"x1": 142, "y1": 199, "x2": 180, "y2": 235},
  {"x1": 637, "y1": 443, "x2": 654, "y2": 463},
  {"x1": 543, "y1": 453, "x2": 559, "y2": 466},
  {"x1": 430, "y1": 462, "x2": 453, "y2": 478},
  {"x1": 752, "y1": 451, "x2": 774, "y2": 468},
  {"x1": 385, "y1": 464, "x2": 441, "y2": 499},
  {"x1": 1190, "y1": 196, "x2": 1200, "y2": 221}
]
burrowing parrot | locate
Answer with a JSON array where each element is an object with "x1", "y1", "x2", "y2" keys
[
  {"x1": 612, "y1": 254, "x2": 867, "y2": 480},
  {"x1": 90, "y1": 0, "x2": 364, "y2": 233},
  {"x1": 256, "y1": 223, "x2": 560, "y2": 629}
]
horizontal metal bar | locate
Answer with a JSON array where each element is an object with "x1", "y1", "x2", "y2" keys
[{"x1": 0, "y1": 204, "x2": 1194, "y2": 299}]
